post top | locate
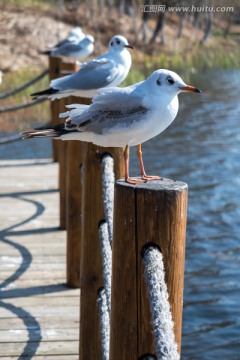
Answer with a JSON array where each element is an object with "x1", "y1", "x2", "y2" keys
[{"x1": 116, "y1": 178, "x2": 188, "y2": 192}]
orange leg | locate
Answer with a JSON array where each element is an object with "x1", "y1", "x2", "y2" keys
[
  {"x1": 137, "y1": 144, "x2": 162, "y2": 181},
  {"x1": 124, "y1": 145, "x2": 146, "y2": 184}
]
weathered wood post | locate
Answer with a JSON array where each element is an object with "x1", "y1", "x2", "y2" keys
[
  {"x1": 110, "y1": 179, "x2": 187, "y2": 359},
  {"x1": 58, "y1": 61, "x2": 79, "y2": 230},
  {"x1": 66, "y1": 140, "x2": 83, "y2": 287},
  {"x1": 79, "y1": 144, "x2": 124, "y2": 360},
  {"x1": 49, "y1": 56, "x2": 62, "y2": 162},
  {"x1": 66, "y1": 99, "x2": 91, "y2": 287},
  {"x1": 48, "y1": 57, "x2": 96, "y2": 285}
]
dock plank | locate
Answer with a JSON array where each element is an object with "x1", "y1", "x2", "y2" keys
[
  {"x1": 0, "y1": 341, "x2": 79, "y2": 356},
  {"x1": 0, "y1": 159, "x2": 80, "y2": 358}
]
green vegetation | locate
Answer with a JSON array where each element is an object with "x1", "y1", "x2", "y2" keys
[
  {"x1": 0, "y1": 69, "x2": 50, "y2": 132},
  {"x1": 122, "y1": 42, "x2": 240, "y2": 86}
]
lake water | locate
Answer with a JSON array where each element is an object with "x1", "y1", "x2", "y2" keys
[{"x1": 1, "y1": 70, "x2": 240, "y2": 359}]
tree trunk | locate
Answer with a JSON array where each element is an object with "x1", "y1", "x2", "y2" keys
[
  {"x1": 201, "y1": 11, "x2": 212, "y2": 43},
  {"x1": 150, "y1": 9, "x2": 167, "y2": 45}
]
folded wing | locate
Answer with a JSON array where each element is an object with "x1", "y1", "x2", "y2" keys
[{"x1": 51, "y1": 58, "x2": 119, "y2": 92}]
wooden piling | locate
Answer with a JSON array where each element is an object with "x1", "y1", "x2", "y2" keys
[
  {"x1": 65, "y1": 141, "x2": 83, "y2": 287},
  {"x1": 65, "y1": 100, "x2": 91, "y2": 287},
  {"x1": 48, "y1": 56, "x2": 62, "y2": 162},
  {"x1": 57, "y1": 61, "x2": 79, "y2": 230},
  {"x1": 58, "y1": 98, "x2": 68, "y2": 230},
  {"x1": 110, "y1": 179, "x2": 188, "y2": 359},
  {"x1": 79, "y1": 143, "x2": 124, "y2": 360}
]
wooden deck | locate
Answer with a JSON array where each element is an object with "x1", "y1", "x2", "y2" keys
[{"x1": 0, "y1": 159, "x2": 79, "y2": 359}]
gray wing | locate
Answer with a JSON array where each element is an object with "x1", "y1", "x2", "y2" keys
[
  {"x1": 90, "y1": 82, "x2": 144, "y2": 112},
  {"x1": 81, "y1": 106, "x2": 148, "y2": 135},
  {"x1": 61, "y1": 86, "x2": 147, "y2": 134},
  {"x1": 51, "y1": 58, "x2": 119, "y2": 91},
  {"x1": 53, "y1": 42, "x2": 84, "y2": 56},
  {"x1": 53, "y1": 38, "x2": 72, "y2": 48}
]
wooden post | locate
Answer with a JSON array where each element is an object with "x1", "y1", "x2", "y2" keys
[
  {"x1": 110, "y1": 179, "x2": 188, "y2": 359},
  {"x1": 79, "y1": 143, "x2": 124, "y2": 360},
  {"x1": 58, "y1": 61, "x2": 79, "y2": 230},
  {"x1": 58, "y1": 99, "x2": 68, "y2": 230},
  {"x1": 66, "y1": 141, "x2": 83, "y2": 287},
  {"x1": 66, "y1": 100, "x2": 91, "y2": 287},
  {"x1": 49, "y1": 56, "x2": 62, "y2": 162}
]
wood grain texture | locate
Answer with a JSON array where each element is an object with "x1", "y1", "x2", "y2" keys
[
  {"x1": 48, "y1": 56, "x2": 62, "y2": 162},
  {"x1": 79, "y1": 143, "x2": 124, "y2": 360},
  {"x1": 110, "y1": 179, "x2": 188, "y2": 359},
  {"x1": 110, "y1": 183, "x2": 138, "y2": 360},
  {"x1": 57, "y1": 61, "x2": 79, "y2": 230},
  {"x1": 66, "y1": 98, "x2": 91, "y2": 288},
  {"x1": 66, "y1": 141, "x2": 83, "y2": 287}
]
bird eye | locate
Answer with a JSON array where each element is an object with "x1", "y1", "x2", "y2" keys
[
  {"x1": 111, "y1": 41, "x2": 114, "y2": 46},
  {"x1": 116, "y1": 39, "x2": 120, "y2": 44},
  {"x1": 167, "y1": 77, "x2": 174, "y2": 85}
]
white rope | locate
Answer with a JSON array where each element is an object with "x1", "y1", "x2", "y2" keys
[
  {"x1": 101, "y1": 154, "x2": 115, "y2": 246},
  {"x1": 143, "y1": 246, "x2": 180, "y2": 360},
  {"x1": 98, "y1": 221, "x2": 112, "y2": 313},
  {"x1": 97, "y1": 288, "x2": 110, "y2": 360},
  {"x1": 97, "y1": 154, "x2": 115, "y2": 360}
]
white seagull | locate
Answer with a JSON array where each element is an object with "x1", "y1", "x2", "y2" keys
[
  {"x1": 32, "y1": 35, "x2": 133, "y2": 100},
  {"x1": 23, "y1": 69, "x2": 201, "y2": 184},
  {"x1": 49, "y1": 26, "x2": 85, "y2": 49},
  {"x1": 42, "y1": 34, "x2": 94, "y2": 59}
]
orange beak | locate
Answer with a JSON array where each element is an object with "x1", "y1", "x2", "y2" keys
[
  {"x1": 180, "y1": 85, "x2": 201, "y2": 93},
  {"x1": 124, "y1": 44, "x2": 134, "y2": 50}
]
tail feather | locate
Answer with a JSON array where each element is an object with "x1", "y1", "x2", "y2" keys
[
  {"x1": 40, "y1": 50, "x2": 52, "y2": 56},
  {"x1": 21, "y1": 129, "x2": 60, "y2": 139},
  {"x1": 21, "y1": 122, "x2": 78, "y2": 140},
  {"x1": 31, "y1": 88, "x2": 59, "y2": 100}
]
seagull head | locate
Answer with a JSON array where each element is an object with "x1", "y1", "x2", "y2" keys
[
  {"x1": 70, "y1": 26, "x2": 83, "y2": 38},
  {"x1": 148, "y1": 69, "x2": 201, "y2": 97},
  {"x1": 109, "y1": 35, "x2": 134, "y2": 53},
  {"x1": 82, "y1": 34, "x2": 95, "y2": 44}
]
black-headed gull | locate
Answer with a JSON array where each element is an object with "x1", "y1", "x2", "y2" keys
[
  {"x1": 32, "y1": 35, "x2": 133, "y2": 100},
  {"x1": 42, "y1": 35, "x2": 94, "y2": 59},
  {"x1": 49, "y1": 26, "x2": 85, "y2": 49},
  {"x1": 23, "y1": 69, "x2": 201, "y2": 184}
]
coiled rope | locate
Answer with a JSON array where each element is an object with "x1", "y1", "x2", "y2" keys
[
  {"x1": 97, "y1": 154, "x2": 115, "y2": 359},
  {"x1": 97, "y1": 288, "x2": 110, "y2": 360},
  {"x1": 143, "y1": 246, "x2": 180, "y2": 360},
  {"x1": 101, "y1": 155, "x2": 115, "y2": 246},
  {"x1": 98, "y1": 221, "x2": 112, "y2": 313},
  {"x1": 0, "y1": 69, "x2": 48, "y2": 100}
]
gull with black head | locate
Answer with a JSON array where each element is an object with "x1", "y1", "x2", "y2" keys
[
  {"x1": 42, "y1": 34, "x2": 95, "y2": 60},
  {"x1": 32, "y1": 35, "x2": 133, "y2": 100},
  {"x1": 23, "y1": 69, "x2": 201, "y2": 184}
]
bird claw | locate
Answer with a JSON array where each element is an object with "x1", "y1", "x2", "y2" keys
[
  {"x1": 125, "y1": 177, "x2": 147, "y2": 185},
  {"x1": 141, "y1": 174, "x2": 162, "y2": 181}
]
